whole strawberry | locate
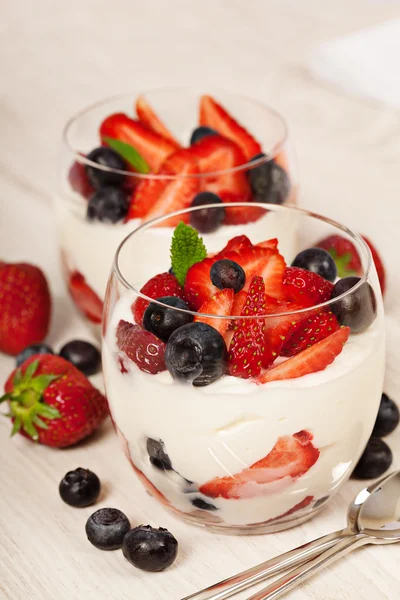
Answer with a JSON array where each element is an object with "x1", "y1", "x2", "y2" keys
[
  {"x1": 1, "y1": 355, "x2": 108, "y2": 448},
  {"x1": 0, "y1": 262, "x2": 51, "y2": 355}
]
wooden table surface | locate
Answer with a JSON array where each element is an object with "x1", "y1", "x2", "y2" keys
[{"x1": 1, "y1": 1, "x2": 400, "y2": 598}]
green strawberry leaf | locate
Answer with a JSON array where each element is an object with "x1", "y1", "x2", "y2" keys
[
  {"x1": 36, "y1": 403, "x2": 61, "y2": 420},
  {"x1": 30, "y1": 374, "x2": 60, "y2": 395},
  {"x1": 170, "y1": 222, "x2": 208, "y2": 286},
  {"x1": 13, "y1": 369, "x2": 22, "y2": 386},
  {"x1": 24, "y1": 360, "x2": 39, "y2": 381},
  {"x1": 103, "y1": 137, "x2": 150, "y2": 174},
  {"x1": 328, "y1": 249, "x2": 357, "y2": 278},
  {"x1": 11, "y1": 416, "x2": 21, "y2": 437}
]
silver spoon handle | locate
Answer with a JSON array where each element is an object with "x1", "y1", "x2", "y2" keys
[
  {"x1": 181, "y1": 528, "x2": 349, "y2": 600},
  {"x1": 246, "y1": 534, "x2": 369, "y2": 600}
]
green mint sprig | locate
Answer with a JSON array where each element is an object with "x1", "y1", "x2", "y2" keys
[
  {"x1": 103, "y1": 137, "x2": 150, "y2": 174},
  {"x1": 170, "y1": 222, "x2": 207, "y2": 286}
]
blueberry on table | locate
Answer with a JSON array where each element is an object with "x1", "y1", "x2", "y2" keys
[
  {"x1": 86, "y1": 508, "x2": 130, "y2": 550},
  {"x1": 16, "y1": 343, "x2": 54, "y2": 367},
  {"x1": 210, "y1": 259, "x2": 246, "y2": 293},
  {"x1": 59, "y1": 340, "x2": 101, "y2": 376},
  {"x1": 248, "y1": 153, "x2": 291, "y2": 205},
  {"x1": 331, "y1": 276, "x2": 377, "y2": 332},
  {"x1": 291, "y1": 248, "x2": 337, "y2": 282},
  {"x1": 122, "y1": 525, "x2": 178, "y2": 572},
  {"x1": 146, "y1": 438, "x2": 173, "y2": 471},
  {"x1": 85, "y1": 147, "x2": 127, "y2": 189},
  {"x1": 352, "y1": 437, "x2": 393, "y2": 480},
  {"x1": 190, "y1": 126, "x2": 218, "y2": 145},
  {"x1": 165, "y1": 322, "x2": 228, "y2": 387},
  {"x1": 59, "y1": 468, "x2": 101, "y2": 507},
  {"x1": 87, "y1": 187, "x2": 129, "y2": 224},
  {"x1": 143, "y1": 296, "x2": 193, "y2": 342},
  {"x1": 372, "y1": 393, "x2": 400, "y2": 437},
  {"x1": 190, "y1": 192, "x2": 225, "y2": 234}
]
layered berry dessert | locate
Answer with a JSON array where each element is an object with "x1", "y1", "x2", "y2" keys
[
  {"x1": 103, "y1": 218, "x2": 385, "y2": 531},
  {"x1": 59, "y1": 91, "x2": 294, "y2": 325}
]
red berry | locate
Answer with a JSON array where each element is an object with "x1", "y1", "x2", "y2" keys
[
  {"x1": 362, "y1": 236, "x2": 386, "y2": 295},
  {"x1": 194, "y1": 288, "x2": 234, "y2": 336},
  {"x1": 316, "y1": 234, "x2": 361, "y2": 278},
  {"x1": 281, "y1": 310, "x2": 340, "y2": 357},
  {"x1": 135, "y1": 95, "x2": 180, "y2": 146},
  {"x1": 68, "y1": 271, "x2": 103, "y2": 324},
  {"x1": 283, "y1": 267, "x2": 334, "y2": 307},
  {"x1": 133, "y1": 272, "x2": 185, "y2": 325},
  {"x1": 116, "y1": 320, "x2": 166, "y2": 374}
]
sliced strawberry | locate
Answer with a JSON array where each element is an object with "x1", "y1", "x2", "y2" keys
[
  {"x1": 316, "y1": 234, "x2": 362, "y2": 278},
  {"x1": 281, "y1": 310, "x2": 340, "y2": 357},
  {"x1": 199, "y1": 430, "x2": 319, "y2": 500},
  {"x1": 362, "y1": 236, "x2": 386, "y2": 294},
  {"x1": 194, "y1": 288, "x2": 234, "y2": 336},
  {"x1": 257, "y1": 326, "x2": 350, "y2": 384},
  {"x1": 68, "y1": 159, "x2": 94, "y2": 199},
  {"x1": 68, "y1": 271, "x2": 103, "y2": 324},
  {"x1": 219, "y1": 191, "x2": 265, "y2": 225},
  {"x1": 184, "y1": 257, "x2": 219, "y2": 310},
  {"x1": 262, "y1": 302, "x2": 303, "y2": 368},
  {"x1": 283, "y1": 267, "x2": 334, "y2": 307},
  {"x1": 257, "y1": 238, "x2": 278, "y2": 251},
  {"x1": 234, "y1": 246, "x2": 286, "y2": 299},
  {"x1": 99, "y1": 113, "x2": 177, "y2": 171},
  {"x1": 230, "y1": 289, "x2": 248, "y2": 316},
  {"x1": 132, "y1": 272, "x2": 185, "y2": 325},
  {"x1": 116, "y1": 319, "x2": 166, "y2": 374},
  {"x1": 219, "y1": 235, "x2": 253, "y2": 255},
  {"x1": 199, "y1": 95, "x2": 262, "y2": 160},
  {"x1": 135, "y1": 95, "x2": 180, "y2": 146}
]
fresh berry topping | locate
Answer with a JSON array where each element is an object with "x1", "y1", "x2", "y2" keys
[
  {"x1": 16, "y1": 343, "x2": 54, "y2": 367},
  {"x1": 59, "y1": 340, "x2": 101, "y2": 376},
  {"x1": 85, "y1": 147, "x2": 127, "y2": 189},
  {"x1": 228, "y1": 276, "x2": 267, "y2": 379},
  {"x1": 146, "y1": 438, "x2": 173, "y2": 471},
  {"x1": 0, "y1": 262, "x2": 51, "y2": 356},
  {"x1": 86, "y1": 508, "x2": 131, "y2": 550},
  {"x1": 116, "y1": 320, "x2": 166, "y2": 375},
  {"x1": 194, "y1": 288, "x2": 234, "y2": 336},
  {"x1": 190, "y1": 192, "x2": 225, "y2": 233},
  {"x1": 122, "y1": 525, "x2": 178, "y2": 572},
  {"x1": 143, "y1": 296, "x2": 193, "y2": 342},
  {"x1": 210, "y1": 259, "x2": 246, "y2": 293},
  {"x1": 291, "y1": 248, "x2": 337, "y2": 282},
  {"x1": 59, "y1": 468, "x2": 101, "y2": 507},
  {"x1": 184, "y1": 257, "x2": 218, "y2": 310},
  {"x1": 316, "y1": 234, "x2": 362, "y2": 278},
  {"x1": 170, "y1": 222, "x2": 207, "y2": 286},
  {"x1": 362, "y1": 236, "x2": 386, "y2": 294},
  {"x1": 248, "y1": 154, "x2": 291, "y2": 205},
  {"x1": 165, "y1": 322, "x2": 227, "y2": 386},
  {"x1": 191, "y1": 497, "x2": 218, "y2": 511},
  {"x1": 372, "y1": 393, "x2": 399, "y2": 437},
  {"x1": 230, "y1": 289, "x2": 248, "y2": 316},
  {"x1": 135, "y1": 95, "x2": 180, "y2": 146},
  {"x1": 200, "y1": 431, "x2": 319, "y2": 500},
  {"x1": 283, "y1": 267, "x2": 334, "y2": 307},
  {"x1": 281, "y1": 310, "x2": 340, "y2": 357},
  {"x1": 219, "y1": 235, "x2": 253, "y2": 254},
  {"x1": 219, "y1": 191, "x2": 265, "y2": 225},
  {"x1": 199, "y1": 95, "x2": 262, "y2": 159},
  {"x1": 262, "y1": 303, "x2": 303, "y2": 368},
  {"x1": 257, "y1": 238, "x2": 279, "y2": 250},
  {"x1": 100, "y1": 113, "x2": 177, "y2": 171},
  {"x1": 352, "y1": 437, "x2": 393, "y2": 480},
  {"x1": 257, "y1": 326, "x2": 350, "y2": 384},
  {"x1": 331, "y1": 277, "x2": 376, "y2": 332},
  {"x1": 68, "y1": 271, "x2": 103, "y2": 324},
  {"x1": 87, "y1": 186, "x2": 129, "y2": 223},
  {"x1": 190, "y1": 126, "x2": 218, "y2": 145},
  {"x1": 133, "y1": 272, "x2": 185, "y2": 326},
  {"x1": 233, "y1": 246, "x2": 286, "y2": 299},
  {"x1": 2, "y1": 356, "x2": 108, "y2": 447},
  {"x1": 68, "y1": 159, "x2": 94, "y2": 199}
]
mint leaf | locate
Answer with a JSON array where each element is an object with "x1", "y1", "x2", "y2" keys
[
  {"x1": 170, "y1": 222, "x2": 207, "y2": 286},
  {"x1": 103, "y1": 137, "x2": 150, "y2": 174}
]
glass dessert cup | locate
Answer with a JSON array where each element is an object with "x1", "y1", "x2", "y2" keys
[
  {"x1": 102, "y1": 203, "x2": 385, "y2": 534},
  {"x1": 58, "y1": 87, "x2": 297, "y2": 332}
]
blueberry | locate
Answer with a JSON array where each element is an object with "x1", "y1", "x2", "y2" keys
[
  {"x1": 190, "y1": 192, "x2": 225, "y2": 234},
  {"x1": 210, "y1": 259, "x2": 246, "y2": 292},
  {"x1": 331, "y1": 276, "x2": 376, "y2": 333},
  {"x1": 191, "y1": 497, "x2": 218, "y2": 511},
  {"x1": 16, "y1": 343, "x2": 54, "y2": 367},
  {"x1": 372, "y1": 393, "x2": 399, "y2": 437},
  {"x1": 86, "y1": 508, "x2": 130, "y2": 550},
  {"x1": 59, "y1": 468, "x2": 101, "y2": 507},
  {"x1": 143, "y1": 296, "x2": 193, "y2": 342},
  {"x1": 122, "y1": 525, "x2": 178, "y2": 572},
  {"x1": 87, "y1": 186, "x2": 129, "y2": 223},
  {"x1": 59, "y1": 340, "x2": 101, "y2": 376},
  {"x1": 291, "y1": 248, "x2": 337, "y2": 282},
  {"x1": 165, "y1": 322, "x2": 227, "y2": 387},
  {"x1": 146, "y1": 438, "x2": 173, "y2": 471},
  {"x1": 248, "y1": 153, "x2": 290, "y2": 205},
  {"x1": 352, "y1": 437, "x2": 393, "y2": 479},
  {"x1": 85, "y1": 147, "x2": 127, "y2": 189},
  {"x1": 190, "y1": 126, "x2": 218, "y2": 145}
]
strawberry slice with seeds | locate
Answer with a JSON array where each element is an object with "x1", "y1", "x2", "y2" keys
[
  {"x1": 68, "y1": 271, "x2": 103, "y2": 324},
  {"x1": 116, "y1": 319, "x2": 166, "y2": 374},
  {"x1": 281, "y1": 309, "x2": 340, "y2": 357},
  {"x1": 234, "y1": 246, "x2": 286, "y2": 299},
  {"x1": 199, "y1": 430, "x2": 319, "y2": 500},
  {"x1": 184, "y1": 257, "x2": 219, "y2": 311},
  {"x1": 132, "y1": 272, "x2": 185, "y2": 326},
  {"x1": 219, "y1": 190, "x2": 265, "y2": 225},
  {"x1": 199, "y1": 95, "x2": 262, "y2": 160},
  {"x1": 283, "y1": 267, "x2": 334, "y2": 307},
  {"x1": 135, "y1": 95, "x2": 180, "y2": 146},
  {"x1": 257, "y1": 326, "x2": 350, "y2": 384},
  {"x1": 194, "y1": 288, "x2": 234, "y2": 336}
]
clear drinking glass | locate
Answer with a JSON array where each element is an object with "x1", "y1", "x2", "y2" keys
[{"x1": 57, "y1": 88, "x2": 297, "y2": 330}]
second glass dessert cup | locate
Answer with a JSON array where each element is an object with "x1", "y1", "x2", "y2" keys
[{"x1": 102, "y1": 203, "x2": 385, "y2": 534}]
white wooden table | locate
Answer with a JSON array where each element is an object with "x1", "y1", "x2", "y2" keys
[{"x1": 1, "y1": 1, "x2": 400, "y2": 598}]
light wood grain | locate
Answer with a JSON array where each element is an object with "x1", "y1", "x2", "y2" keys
[{"x1": 1, "y1": 1, "x2": 400, "y2": 598}]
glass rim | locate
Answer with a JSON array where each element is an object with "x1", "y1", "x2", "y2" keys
[
  {"x1": 112, "y1": 202, "x2": 372, "y2": 321},
  {"x1": 62, "y1": 86, "x2": 289, "y2": 181}
]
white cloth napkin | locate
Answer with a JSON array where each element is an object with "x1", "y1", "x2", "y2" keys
[{"x1": 308, "y1": 19, "x2": 400, "y2": 109}]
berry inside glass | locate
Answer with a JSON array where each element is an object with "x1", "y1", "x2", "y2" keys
[{"x1": 58, "y1": 88, "x2": 297, "y2": 329}]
